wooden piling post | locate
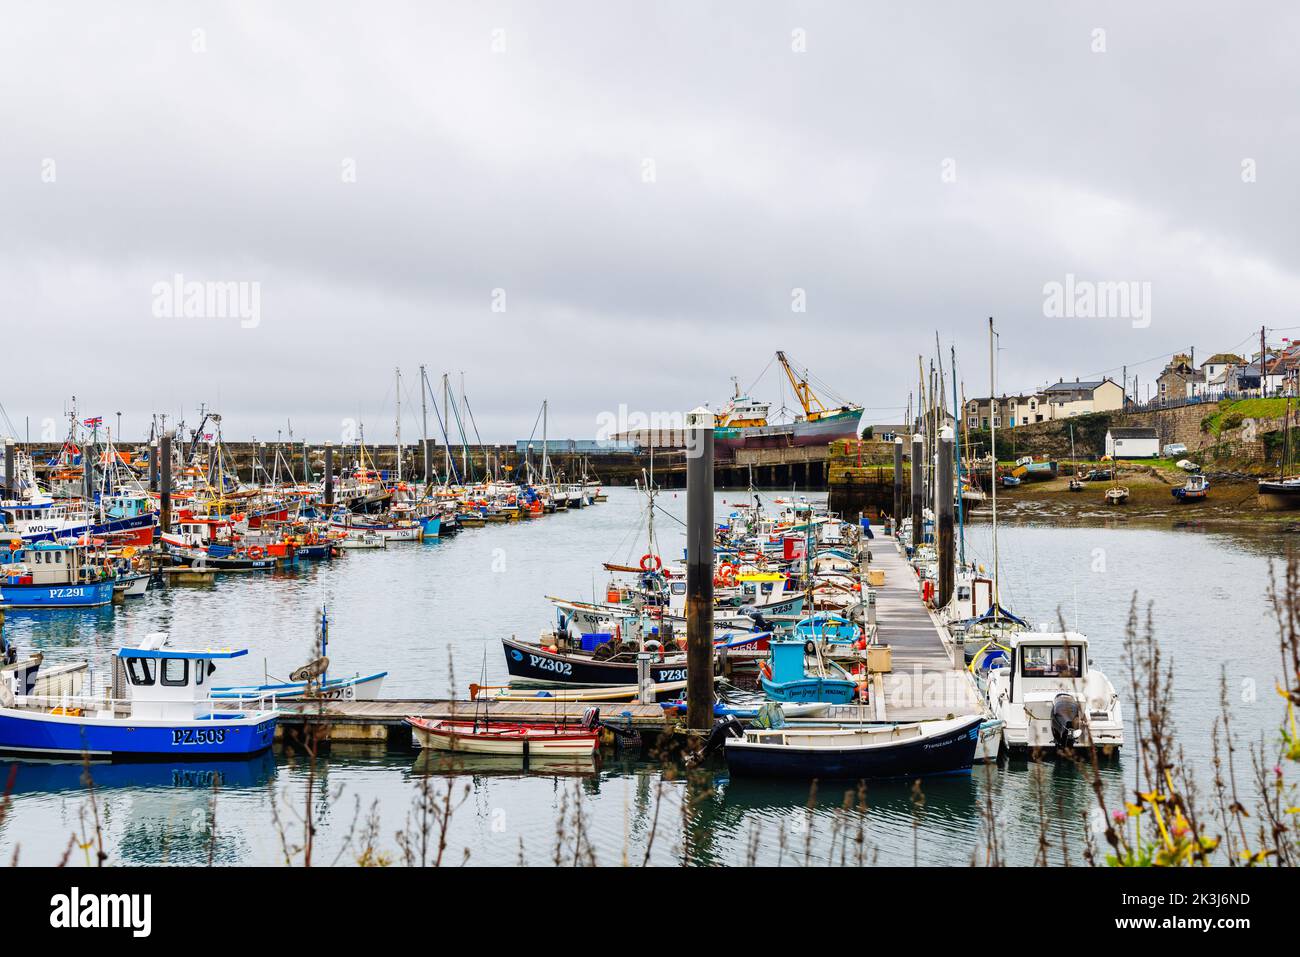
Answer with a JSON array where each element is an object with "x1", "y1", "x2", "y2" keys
[
  {"x1": 3, "y1": 438, "x2": 13, "y2": 499},
  {"x1": 324, "y1": 442, "x2": 335, "y2": 507},
  {"x1": 160, "y1": 432, "x2": 172, "y2": 533},
  {"x1": 892, "y1": 436, "x2": 903, "y2": 530},
  {"x1": 148, "y1": 439, "x2": 159, "y2": 492},
  {"x1": 685, "y1": 407, "x2": 715, "y2": 731},
  {"x1": 936, "y1": 427, "x2": 954, "y2": 608}
]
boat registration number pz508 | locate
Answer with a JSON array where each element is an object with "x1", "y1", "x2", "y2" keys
[{"x1": 171, "y1": 727, "x2": 228, "y2": 746}]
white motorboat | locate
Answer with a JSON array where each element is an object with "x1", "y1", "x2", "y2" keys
[{"x1": 984, "y1": 630, "x2": 1123, "y2": 754}]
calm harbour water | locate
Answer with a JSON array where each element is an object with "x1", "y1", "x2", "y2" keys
[{"x1": 0, "y1": 488, "x2": 1291, "y2": 866}]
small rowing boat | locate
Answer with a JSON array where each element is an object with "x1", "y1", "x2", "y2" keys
[
  {"x1": 470, "y1": 679, "x2": 687, "y2": 703},
  {"x1": 405, "y1": 715, "x2": 600, "y2": 756}
]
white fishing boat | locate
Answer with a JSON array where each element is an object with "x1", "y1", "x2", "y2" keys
[{"x1": 405, "y1": 714, "x2": 600, "y2": 756}]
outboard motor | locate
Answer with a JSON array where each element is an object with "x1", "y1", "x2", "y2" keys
[
  {"x1": 702, "y1": 716, "x2": 745, "y2": 757},
  {"x1": 1050, "y1": 693, "x2": 1081, "y2": 749},
  {"x1": 579, "y1": 706, "x2": 601, "y2": 730}
]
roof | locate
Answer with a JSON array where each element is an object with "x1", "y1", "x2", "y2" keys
[
  {"x1": 1041, "y1": 380, "x2": 1106, "y2": 393},
  {"x1": 1108, "y1": 427, "x2": 1158, "y2": 439},
  {"x1": 1202, "y1": 353, "x2": 1244, "y2": 366}
]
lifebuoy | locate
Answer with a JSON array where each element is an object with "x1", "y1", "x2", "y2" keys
[
  {"x1": 759, "y1": 661, "x2": 773, "y2": 681},
  {"x1": 639, "y1": 553, "x2": 662, "y2": 572},
  {"x1": 248, "y1": 546, "x2": 265, "y2": 559}
]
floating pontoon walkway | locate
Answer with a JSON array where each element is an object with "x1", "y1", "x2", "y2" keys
[{"x1": 864, "y1": 538, "x2": 982, "y2": 723}]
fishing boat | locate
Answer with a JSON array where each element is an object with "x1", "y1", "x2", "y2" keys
[
  {"x1": 338, "y1": 531, "x2": 387, "y2": 550},
  {"x1": 502, "y1": 634, "x2": 689, "y2": 685},
  {"x1": 758, "y1": 640, "x2": 859, "y2": 704},
  {"x1": 723, "y1": 714, "x2": 982, "y2": 779},
  {"x1": 0, "y1": 633, "x2": 277, "y2": 760},
  {"x1": 984, "y1": 631, "x2": 1123, "y2": 754},
  {"x1": 0, "y1": 540, "x2": 117, "y2": 609},
  {"x1": 211, "y1": 607, "x2": 387, "y2": 701},
  {"x1": 1000, "y1": 474, "x2": 1020, "y2": 488},
  {"x1": 1172, "y1": 474, "x2": 1209, "y2": 502},
  {"x1": 712, "y1": 352, "x2": 863, "y2": 451},
  {"x1": 405, "y1": 714, "x2": 600, "y2": 756},
  {"x1": 1011, "y1": 456, "x2": 1058, "y2": 482}
]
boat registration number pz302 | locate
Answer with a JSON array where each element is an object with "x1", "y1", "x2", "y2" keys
[
  {"x1": 171, "y1": 727, "x2": 229, "y2": 746},
  {"x1": 529, "y1": 654, "x2": 572, "y2": 676}
]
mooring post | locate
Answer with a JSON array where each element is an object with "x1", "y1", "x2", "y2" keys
[
  {"x1": 148, "y1": 439, "x2": 159, "y2": 492},
  {"x1": 892, "y1": 436, "x2": 903, "y2": 533},
  {"x1": 324, "y1": 442, "x2": 335, "y2": 507},
  {"x1": 685, "y1": 406, "x2": 715, "y2": 731},
  {"x1": 160, "y1": 432, "x2": 172, "y2": 533},
  {"x1": 910, "y1": 433, "x2": 924, "y2": 547},
  {"x1": 3, "y1": 438, "x2": 14, "y2": 499},
  {"x1": 637, "y1": 652, "x2": 653, "y2": 705},
  {"x1": 936, "y1": 426, "x2": 954, "y2": 609}
]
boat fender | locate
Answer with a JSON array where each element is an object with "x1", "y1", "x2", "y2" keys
[{"x1": 803, "y1": 640, "x2": 817, "y2": 656}]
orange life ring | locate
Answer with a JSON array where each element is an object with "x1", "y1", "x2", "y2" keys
[
  {"x1": 759, "y1": 661, "x2": 773, "y2": 681},
  {"x1": 639, "y1": 553, "x2": 662, "y2": 572},
  {"x1": 248, "y1": 546, "x2": 265, "y2": 559}
]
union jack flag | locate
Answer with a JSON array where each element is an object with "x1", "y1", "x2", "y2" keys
[
  {"x1": 83, "y1": 416, "x2": 103, "y2": 427},
  {"x1": 204, "y1": 433, "x2": 214, "y2": 441}
]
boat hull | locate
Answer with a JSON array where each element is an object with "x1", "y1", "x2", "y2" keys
[
  {"x1": 759, "y1": 675, "x2": 859, "y2": 704},
  {"x1": 725, "y1": 716, "x2": 981, "y2": 779},
  {"x1": 0, "y1": 579, "x2": 115, "y2": 609},
  {"x1": 503, "y1": 637, "x2": 688, "y2": 685},
  {"x1": 714, "y1": 407, "x2": 863, "y2": 451},
  {"x1": 0, "y1": 708, "x2": 277, "y2": 760},
  {"x1": 407, "y1": 718, "x2": 598, "y2": 756},
  {"x1": 211, "y1": 672, "x2": 387, "y2": 701},
  {"x1": 1258, "y1": 481, "x2": 1300, "y2": 511}
]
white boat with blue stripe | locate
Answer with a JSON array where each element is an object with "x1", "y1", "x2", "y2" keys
[{"x1": 0, "y1": 633, "x2": 277, "y2": 760}]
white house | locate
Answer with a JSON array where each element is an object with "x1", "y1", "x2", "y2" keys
[{"x1": 1105, "y1": 427, "x2": 1159, "y2": 459}]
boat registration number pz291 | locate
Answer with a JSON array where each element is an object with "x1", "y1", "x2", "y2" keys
[
  {"x1": 528, "y1": 654, "x2": 572, "y2": 676},
  {"x1": 171, "y1": 727, "x2": 228, "y2": 746},
  {"x1": 48, "y1": 588, "x2": 87, "y2": 599}
]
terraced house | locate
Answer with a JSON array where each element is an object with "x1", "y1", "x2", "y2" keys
[{"x1": 963, "y1": 377, "x2": 1124, "y2": 430}]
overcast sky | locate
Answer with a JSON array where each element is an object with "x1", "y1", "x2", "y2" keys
[{"x1": 3, "y1": 2, "x2": 1297, "y2": 443}]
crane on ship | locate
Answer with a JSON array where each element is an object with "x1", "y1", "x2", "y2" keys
[{"x1": 776, "y1": 350, "x2": 849, "y2": 422}]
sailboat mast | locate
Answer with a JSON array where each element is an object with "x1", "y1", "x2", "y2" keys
[
  {"x1": 988, "y1": 317, "x2": 1000, "y2": 612},
  {"x1": 951, "y1": 345, "x2": 965, "y2": 567},
  {"x1": 443, "y1": 374, "x2": 451, "y2": 482},
  {"x1": 542, "y1": 400, "x2": 550, "y2": 484},
  {"x1": 395, "y1": 366, "x2": 402, "y2": 484},
  {"x1": 420, "y1": 365, "x2": 429, "y2": 487}
]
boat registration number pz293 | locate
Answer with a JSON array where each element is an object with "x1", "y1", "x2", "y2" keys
[
  {"x1": 171, "y1": 727, "x2": 228, "y2": 746},
  {"x1": 528, "y1": 654, "x2": 572, "y2": 676}
]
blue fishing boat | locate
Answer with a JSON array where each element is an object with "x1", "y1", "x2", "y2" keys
[
  {"x1": 724, "y1": 715, "x2": 983, "y2": 779},
  {"x1": 0, "y1": 540, "x2": 116, "y2": 609},
  {"x1": 759, "y1": 640, "x2": 858, "y2": 704},
  {"x1": 0, "y1": 633, "x2": 277, "y2": 760},
  {"x1": 1000, "y1": 474, "x2": 1020, "y2": 488},
  {"x1": 211, "y1": 607, "x2": 387, "y2": 701}
]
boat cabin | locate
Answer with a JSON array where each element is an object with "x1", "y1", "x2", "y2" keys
[
  {"x1": 995, "y1": 632, "x2": 1109, "y2": 716},
  {"x1": 2, "y1": 540, "x2": 105, "y2": 587},
  {"x1": 114, "y1": 633, "x2": 250, "y2": 720},
  {"x1": 769, "y1": 640, "x2": 809, "y2": 683}
]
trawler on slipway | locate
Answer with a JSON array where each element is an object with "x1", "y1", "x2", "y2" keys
[{"x1": 713, "y1": 351, "x2": 863, "y2": 450}]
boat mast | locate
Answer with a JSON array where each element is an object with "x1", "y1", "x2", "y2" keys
[
  {"x1": 419, "y1": 365, "x2": 429, "y2": 487},
  {"x1": 542, "y1": 400, "x2": 550, "y2": 485},
  {"x1": 951, "y1": 345, "x2": 965, "y2": 567},
  {"x1": 442, "y1": 374, "x2": 451, "y2": 483},
  {"x1": 395, "y1": 366, "x2": 402, "y2": 484},
  {"x1": 988, "y1": 317, "x2": 1000, "y2": 615}
]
